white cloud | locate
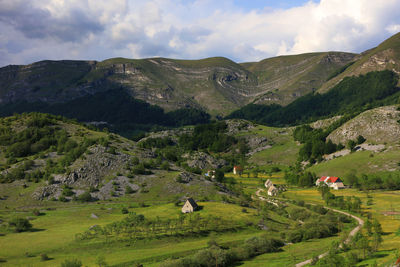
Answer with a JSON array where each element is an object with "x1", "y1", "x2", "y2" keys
[{"x1": 0, "y1": 0, "x2": 400, "y2": 66}]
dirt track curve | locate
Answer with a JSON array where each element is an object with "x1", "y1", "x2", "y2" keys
[{"x1": 254, "y1": 188, "x2": 364, "y2": 267}]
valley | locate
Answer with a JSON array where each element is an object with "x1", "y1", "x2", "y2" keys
[{"x1": 0, "y1": 32, "x2": 400, "y2": 267}]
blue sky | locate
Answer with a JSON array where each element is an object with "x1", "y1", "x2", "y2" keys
[{"x1": 0, "y1": 0, "x2": 399, "y2": 66}]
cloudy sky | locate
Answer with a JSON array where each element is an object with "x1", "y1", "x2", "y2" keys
[{"x1": 0, "y1": 0, "x2": 400, "y2": 67}]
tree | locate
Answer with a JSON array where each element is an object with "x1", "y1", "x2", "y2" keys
[
  {"x1": 215, "y1": 169, "x2": 225, "y2": 183},
  {"x1": 372, "y1": 218, "x2": 383, "y2": 235},
  {"x1": 356, "y1": 135, "x2": 366, "y2": 145},
  {"x1": 365, "y1": 219, "x2": 373, "y2": 236},
  {"x1": 8, "y1": 218, "x2": 32, "y2": 232},
  {"x1": 371, "y1": 232, "x2": 382, "y2": 252},
  {"x1": 347, "y1": 140, "x2": 357, "y2": 151}
]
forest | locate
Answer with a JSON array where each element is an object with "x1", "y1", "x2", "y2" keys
[{"x1": 227, "y1": 70, "x2": 399, "y2": 126}]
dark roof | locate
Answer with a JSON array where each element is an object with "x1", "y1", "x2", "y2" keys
[{"x1": 186, "y1": 198, "x2": 198, "y2": 209}]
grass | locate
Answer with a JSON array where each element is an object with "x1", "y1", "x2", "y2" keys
[
  {"x1": 234, "y1": 123, "x2": 299, "y2": 166},
  {"x1": 0, "y1": 201, "x2": 264, "y2": 266},
  {"x1": 249, "y1": 140, "x2": 299, "y2": 166},
  {"x1": 308, "y1": 148, "x2": 400, "y2": 177}
]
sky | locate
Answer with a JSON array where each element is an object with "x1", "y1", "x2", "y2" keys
[{"x1": 0, "y1": 0, "x2": 400, "y2": 67}]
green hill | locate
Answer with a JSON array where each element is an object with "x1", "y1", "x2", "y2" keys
[{"x1": 319, "y1": 32, "x2": 400, "y2": 93}]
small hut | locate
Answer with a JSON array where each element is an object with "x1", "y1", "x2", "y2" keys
[{"x1": 181, "y1": 198, "x2": 199, "y2": 213}]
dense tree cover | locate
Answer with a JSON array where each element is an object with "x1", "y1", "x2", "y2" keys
[
  {"x1": 344, "y1": 171, "x2": 400, "y2": 190},
  {"x1": 294, "y1": 125, "x2": 339, "y2": 162},
  {"x1": 284, "y1": 163, "x2": 317, "y2": 187},
  {"x1": 319, "y1": 186, "x2": 362, "y2": 213},
  {"x1": 160, "y1": 236, "x2": 284, "y2": 267},
  {"x1": 293, "y1": 118, "x2": 366, "y2": 163},
  {"x1": 179, "y1": 121, "x2": 236, "y2": 153},
  {"x1": 227, "y1": 70, "x2": 399, "y2": 126},
  {"x1": 0, "y1": 90, "x2": 211, "y2": 137},
  {"x1": 226, "y1": 104, "x2": 281, "y2": 122}
]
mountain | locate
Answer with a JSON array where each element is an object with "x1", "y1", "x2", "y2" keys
[
  {"x1": 0, "y1": 54, "x2": 355, "y2": 118},
  {"x1": 1, "y1": 32, "x2": 400, "y2": 131}
]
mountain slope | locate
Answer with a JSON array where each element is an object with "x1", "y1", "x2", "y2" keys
[
  {"x1": 241, "y1": 52, "x2": 357, "y2": 105},
  {"x1": 319, "y1": 32, "x2": 400, "y2": 93},
  {"x1": 327, "y1": 105, "x2": 400, "y2": 145}
]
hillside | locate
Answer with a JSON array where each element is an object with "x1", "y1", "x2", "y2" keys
[
  {"x1": 319, "y1": 32, "x2": 400, "y2": 93},
  {"x1": 0, "y1": 113, "x2": 225, "y2": 207},
  {"x1": 241, "y1": 52, "x2": 357, "y2": 105},
  {"x1": 327, "y1": 105, "x2": 400, "y2": 144}
]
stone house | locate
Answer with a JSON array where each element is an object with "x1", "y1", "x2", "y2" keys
[
  {"x1": 181, "y1": 198, "x2": 199, "y2": 213},
  {"x1": 264, "y1": 179, "x2": 273, "y2": 188},
  {"x1": 268, "y1": 185, "x2": 278, "y2": 196}
]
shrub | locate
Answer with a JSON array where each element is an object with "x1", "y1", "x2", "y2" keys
[
  {"x1": 125, "y1": 186, "x2": 135, "y2": 194},
  {"x1": 32, "y1": 209, "x2": 43, "y2": 216},
  {"x1": 40, "y1": 253, "x2": 49, "y2": 261},
  {"x1": 121, "y1": 207, "x2": 129, "y2": 214},
  {"x1": 77, "y1": 191, "x2": 92, "y2": 202},
  {"x1": 62, "y1": 186, "x2": 74, "y2": 197},
  {"x1": 8, "y1": 218, "x2": 32, "y2": 232}
]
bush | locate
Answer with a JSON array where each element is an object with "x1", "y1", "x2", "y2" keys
[
  {"x1": 8, "y1": 218, "x2": 32, "y2": 232},
  {"x1": 121, "y1": 207, "x2": 129, "y2": 214},
  {"x1": 125, "y1": 186, "x2": 135, "y2": 194},
  {"x1": 61, "y1": 258, "x2": 82, "y2": 267},
  {"x1": 32, "y1": 209, "x2": 43, "y2": 216},
  {"x1": 40, "y1": 253, "x2": 49, "y2": 261},
  {"x1": 62, "y1": 186, "x2": 74, "y2": 197},
  {"x1": 77, "y1": 191, "x2": 92, "y2": 202}
]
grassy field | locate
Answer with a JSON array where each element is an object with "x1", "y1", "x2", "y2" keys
[
  {"x1": 308, "y1": 147, "x2": 400, "y2": 177},
  {"x1": 234, "y1": 123, "x2": 299, "y2": 167},
  {"x1": 0, "y1": 201, "x2": 265, "y2": 266}
]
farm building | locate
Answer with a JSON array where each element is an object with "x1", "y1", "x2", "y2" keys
[
  {"x1": 181, "y1": 198, "x2": 199, "y2": 213},
  {"x1": 265, "y1": 179, "x2": 273, "y2": 188},
  {"x1": 268, "y1": 185, "x2": 278, "y2": 196},
  {"x1": 233, "y1": 166, "x2": 243, "y2": 175},
  {"x1": 316, "y1": 176, "x2": 345, "y2": 190}
]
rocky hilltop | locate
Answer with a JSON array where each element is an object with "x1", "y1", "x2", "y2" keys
[{"x1": 328, "y1": 105, "x2": 400, "y2": 145}]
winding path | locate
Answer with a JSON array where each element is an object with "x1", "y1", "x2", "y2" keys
[{"x1": 254, "y1": 188, "x2": 364, "y2": 267}]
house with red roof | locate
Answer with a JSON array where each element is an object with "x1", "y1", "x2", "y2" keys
[
  {"x1": 316, "y1": 176, "x2": 345, "y2": 190},
  {"x1": 233, "y1": 166, "x2": 243, "y2": 175}
]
